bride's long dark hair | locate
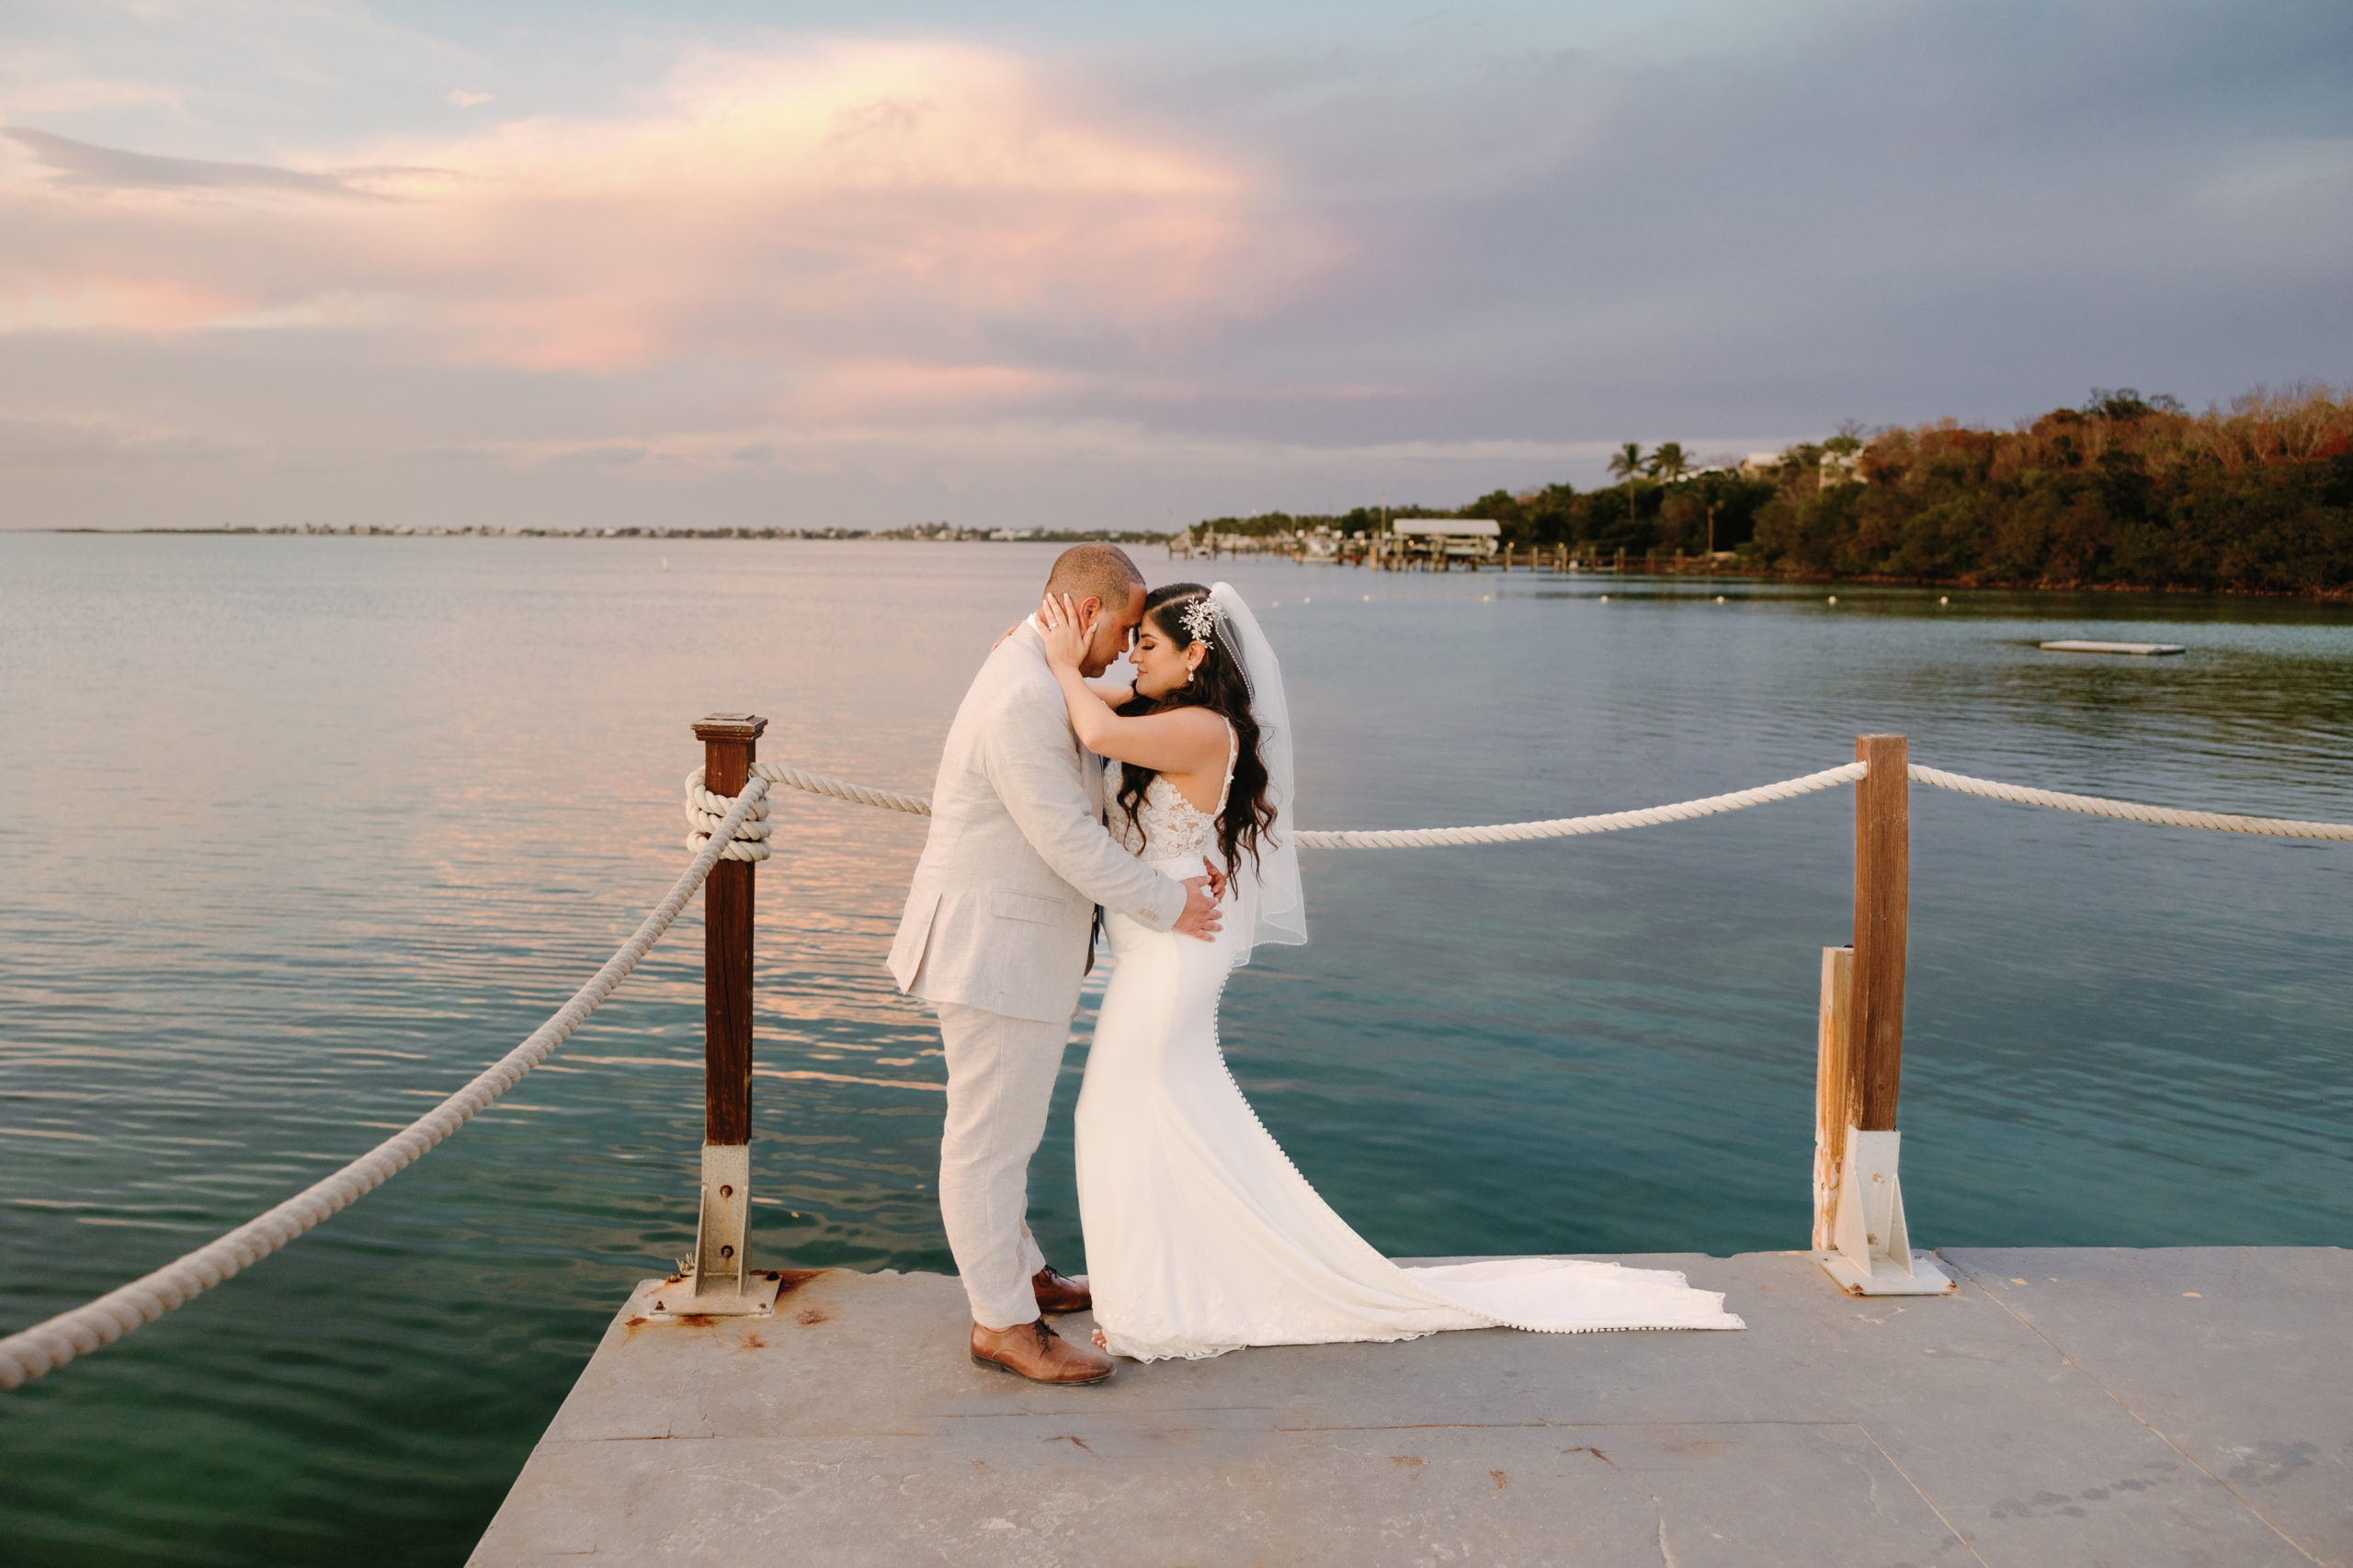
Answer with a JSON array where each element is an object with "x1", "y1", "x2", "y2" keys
[{"x1": 1116, "y1": 583, "x2": 1276, "y2": 873}]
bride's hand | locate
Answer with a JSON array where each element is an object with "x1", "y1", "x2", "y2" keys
[
  {"x1": 1202, "y1": 857, "x2": 1228, "y2": 902},
  {"x1": 1037, "y1": 592, "x2": 1095, "y2": 673}
]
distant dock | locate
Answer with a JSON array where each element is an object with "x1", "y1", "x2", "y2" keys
[
  {"x1": 469, "y1": 1246, "x2": 2349, "y2": 1567},
  {"x1": 1166, "y1": 528, "x2": 1739, "y2": 574}
]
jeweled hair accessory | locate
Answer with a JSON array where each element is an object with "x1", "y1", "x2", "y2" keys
[{"x1": 1178, "y1": 596, "x2": 1220, "y2": 651}]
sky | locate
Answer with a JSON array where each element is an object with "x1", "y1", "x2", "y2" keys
[{"x1": 2, "y1": 0, "x2": 2348, "y2": 532}]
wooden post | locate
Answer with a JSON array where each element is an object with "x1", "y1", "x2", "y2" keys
[
  {"x1": 1813, "y1": 946, "x2": 1855, "y2": 1250},
  {"x1": 1816, "y1": 733, "x2": 1950, "y2": 1295},
  {"x1": 1849, "y1": 734, "x2": 1908, "y2": 1131},
  {"x1": 683, "y1": 711, "x2": 779, "y2": 1313},
  {"x1": 696, "y1": 714, "x2": 765, "y2": 1147}
]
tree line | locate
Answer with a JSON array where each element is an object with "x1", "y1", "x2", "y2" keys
[{"x1": 1193, "y1": 385, "x2": 2353, "y2": 596}]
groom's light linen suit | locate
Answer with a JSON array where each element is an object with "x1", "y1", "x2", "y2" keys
[{"x1": 892, "y1": 622, "x2": 1187, "y2": 1329}]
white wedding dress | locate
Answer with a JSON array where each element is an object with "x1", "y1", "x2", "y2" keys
[{"x1": 1074, "y1": 635, "x2": 1744, "y2": 1360}]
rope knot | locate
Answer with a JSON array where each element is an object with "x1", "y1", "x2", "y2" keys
[{"x1": 684, "y1": 767, "x2": 774, "y2": 860}]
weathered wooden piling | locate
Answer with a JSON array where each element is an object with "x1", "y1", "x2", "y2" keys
[
  {"x1": 1817, "y1": 733, "x2": 1949, "y2": 1293},
  {"x1": 1849, "y1": 733, "x2": 1908, "y2": 1131},
  {"x1": 683, "y1": 712, "x2": 779, "y2": 1314},
  {"x1": 698, "y1": 714, "x2": 762, "y2": 1145}
]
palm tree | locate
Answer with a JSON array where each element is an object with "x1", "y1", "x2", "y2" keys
[
  {"x1": 1607, "y1": 441, "x2": 1647, "y2": 532},
  {"x1": 1648, "y1": 441, "x2": 1689, "y2": 483},
  {"x1": 1688, "y1": 472, "x2": 1725, "y2": 553}
]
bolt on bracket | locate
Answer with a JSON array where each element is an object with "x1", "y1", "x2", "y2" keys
[
  {"x1": 1814, "y1": 1130, "x2": 1955, "y2": 1297},
  {"x1": 676, "y1": 1142, "x2": 779, "y2": 1316}
]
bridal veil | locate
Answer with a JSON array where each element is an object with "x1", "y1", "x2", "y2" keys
[{"x1": 1207, "y1": 581, "x2": 1305, "y2": 960}]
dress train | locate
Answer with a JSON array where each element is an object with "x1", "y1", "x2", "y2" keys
[{"x1": 1074, "y1": 836, "x2": 1744, "y2": 1364}]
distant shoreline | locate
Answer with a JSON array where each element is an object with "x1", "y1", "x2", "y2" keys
[
  {"x1": 31, "y1": 526, "x2": 2352, "y2": 600},
  {"x1": 42, "y1": 525, "x2": 1176, "y2": 543}
]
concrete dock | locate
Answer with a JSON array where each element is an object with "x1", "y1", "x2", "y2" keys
[{"x1": 470, "y1": 1247, "x2": 2348, "y2": 1566}]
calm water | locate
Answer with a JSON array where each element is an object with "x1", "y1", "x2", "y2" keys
[{"x1": 2, "y1": 535, "x2": 2348, "y2": 1563}]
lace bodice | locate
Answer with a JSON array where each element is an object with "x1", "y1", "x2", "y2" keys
[{"x1": 1109, "y1": 722, "x2": 1236, "y2": 865}]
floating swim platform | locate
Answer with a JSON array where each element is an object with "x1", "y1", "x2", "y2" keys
[{"x1": 2040, "y1": 639, "x2": 2187, "y2": 655}]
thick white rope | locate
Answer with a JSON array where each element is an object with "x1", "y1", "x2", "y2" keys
[
  {"x1": 1294, "y1": 764, "x2": 1869, "y2": 847},
  {"x1": 713, "y1": 758, "x2": 2353, "y2": 852},
  {"x1": 0, "y1": 778, "x2": 772, "y2": 1392},
  {"x1": 754, "y1": 763, "x2": 934, "y2": 817},
  {"x1": 684, "y1": 767, "x2": 778, "y2": 858},
  {"x1": 1907, "y1": 764, "x2": 2353, "y2": 840},
  {"x1": 695, "y1": 762, "x2": 1870, "y2": 855},
  {"x1": 681, "y1": 763, "x2": 933, "y2": 861}
]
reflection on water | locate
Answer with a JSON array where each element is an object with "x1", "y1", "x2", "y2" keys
[{"x1": 1, "y1": 536, "x2": 2347, "y2": 1564}]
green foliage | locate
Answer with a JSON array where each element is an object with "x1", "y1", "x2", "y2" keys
[
  {"x1": 2085, "y1": 386, "x2": 2187, "y2": 420},
  {"x1": 1194, "y1": 501, "x2": 1457, "y2": 542},
  {"x1": 1749, "y1": 387, "x2": 2353, "y2": 594},
  {"x1": 1180, "y1": 386, "x2": 2352, "y2": 594},
  {"x1": 1190, "y1": 468, "x2": 1780, "y2": 556},
  {"x1": 1191, "y1": 511, "x2": 1313, "y2": 540}
]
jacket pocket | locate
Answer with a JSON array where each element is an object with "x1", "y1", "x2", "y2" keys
[{"x1": 990, "y1": 889, "x2": 1070, "y2": 926}]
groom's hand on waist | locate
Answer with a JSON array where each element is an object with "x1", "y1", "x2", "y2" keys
[{"x1": 1174, "y1": 875, "x2": 1223, "y2": 940}]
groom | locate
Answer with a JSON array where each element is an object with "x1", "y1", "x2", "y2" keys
[{"x1": 890, "y1": 543, "x2": 1224, "y2": 1384}]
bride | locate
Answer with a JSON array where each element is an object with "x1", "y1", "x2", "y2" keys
[{"x1": 1035, "y1": 581, "x2": 1743, "y2": 1363}]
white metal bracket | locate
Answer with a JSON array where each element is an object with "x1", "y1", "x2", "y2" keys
[
  {"x1": 642, "y1": 1270, "x2": 781, "y2": 1321},
  {"x1": 678, "y1": 1142, "x2": 778, "y2": 1315},
  {"x1": 1814, "y1": 1129, "x2": 1954, "y2": 1296}
]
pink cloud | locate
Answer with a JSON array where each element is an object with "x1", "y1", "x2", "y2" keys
[
  {"x1": 0, "y1": 40, "x2": 1337, "y2": 403},
  {"x1": 0, "y1": 41, "x2": 185, "y2": 119}
]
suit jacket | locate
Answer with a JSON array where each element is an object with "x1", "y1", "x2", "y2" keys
[{"x1": 889, "y1": 623, "x2": 1188, "y2": 1023}]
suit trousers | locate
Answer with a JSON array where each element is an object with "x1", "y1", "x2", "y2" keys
[{"x1": 934, "y1": 1000, "x2": 1063, "y2": 1328}]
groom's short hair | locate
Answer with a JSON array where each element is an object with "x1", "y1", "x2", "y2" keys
[{"x1": 1043, "y1": 543, "x2": 1144, "y2": 609}]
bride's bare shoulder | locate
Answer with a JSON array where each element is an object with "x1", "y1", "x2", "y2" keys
[
  {"x1": 1159, "y1": 704, "x2": 1230, "y2": 734},
  {"x1": 1151, "y1": 705, "x2": 1232, "y2": 752}
]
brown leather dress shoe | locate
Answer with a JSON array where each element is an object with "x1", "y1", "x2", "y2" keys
[
  {"x1": 971, "y1": 1319, "x2": 1114, "y2": 1385},
  {"x1": 1032, "y1": 1265, "x2": 1093, "y2": 1314}
]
